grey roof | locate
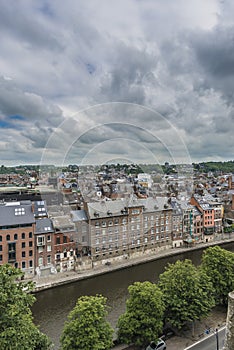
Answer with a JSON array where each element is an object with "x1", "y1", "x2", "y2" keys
[
  {"x1": 52, "y1": 215, "x2": 75, "y2": 231},
  {"x1": 35, "y1": 218, "x2": 54, "y2": 234},
  {"x1": 71, "y1": 210, "x2": 88, "y2": 222},
  {"x1": 0, "y1": 201, "x2": 35, "y2": 226},
  {"x1": 87, "y1": 196, "x2": 172, "y2": 219},
  {"x1": 140, "y1": 197, "x2": 172, "y2": 212}
]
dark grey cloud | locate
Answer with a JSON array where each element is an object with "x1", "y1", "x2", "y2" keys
[
  {"x1": 100, "y1": 43, "x2": 158, "y2": 104},
  {"x1": 191, "y1": 25, "x2": 234, "y2": 104},
  {"x1": 0, "y1": 77, "x2": 64, "y2": 126},
  {"x1": 0, "y1": 0, "x2": 233, "y2": 165}
]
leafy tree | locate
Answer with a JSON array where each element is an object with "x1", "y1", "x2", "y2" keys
[
  {"x1": 60, "y1": 295, "x2": 113, "y2": 350},
  {"x1": 201, "y1": 246, "x2": 234, "y2": 305},
  {"x1": 0, "y1": 264, "x2": 52, "y2": 350},
  {"x1": 158, "y1": 259, "x2": 215, "y2": 329},
  {"x1": 117, "y1": 281, "x2": 165, "y2": 348}
]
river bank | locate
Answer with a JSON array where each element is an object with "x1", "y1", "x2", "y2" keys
[{"x1": 31, "y1": 237, "x2": 234, "y2": 293}]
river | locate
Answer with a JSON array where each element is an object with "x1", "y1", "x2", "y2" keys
[{"x1": 32, "y1": 242, "x2": 234, "y2": 349}]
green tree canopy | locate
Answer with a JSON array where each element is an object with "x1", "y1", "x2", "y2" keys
[
  {"x1": 0, "y1": 264, "x2": 51, "y2": 350},
  {"x1": 60, "y1": 295, "x2": 113, "y2": 350},
  {"x1": 158, "y1": 259, "x2": 215, "y2": 329},
  {"x1": 117, "y1": 281, "x2": 165, "y2": 348},
  {"x1": 201, "y1": 246, "x2": 234, "y2": 305}
]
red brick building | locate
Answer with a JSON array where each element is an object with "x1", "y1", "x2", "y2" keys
[{"x1": 0, "y1": 201, "x2": 35, "y2": 276}]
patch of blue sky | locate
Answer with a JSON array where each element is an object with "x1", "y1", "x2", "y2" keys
[
  {"x1": 9, "y1": 115, "x2": 25, "y2": 121},
  {"x1": 0, "y1": 115, "x2": 25, "y2": 129}
]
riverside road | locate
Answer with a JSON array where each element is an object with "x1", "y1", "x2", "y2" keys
[{"x1": 32, "y1": 239, "x2": 234, "y2": 350}]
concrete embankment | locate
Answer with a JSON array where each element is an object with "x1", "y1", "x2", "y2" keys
[{"x1": 31, "y1": 238, "x2": 234, "y2": 293}]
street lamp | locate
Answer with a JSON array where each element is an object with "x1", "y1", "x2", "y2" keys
[{"x1": 215, "y1": 328, "x2": 219, "y2": 350}]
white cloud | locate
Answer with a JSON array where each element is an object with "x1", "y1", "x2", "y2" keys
[{"x1": 0, "y1": 0, "x2": 233, "y2": 165}]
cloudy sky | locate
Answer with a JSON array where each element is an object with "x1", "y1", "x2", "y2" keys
[{"x1": 0, "y1": 0, "x2": 233, "y2": 166}]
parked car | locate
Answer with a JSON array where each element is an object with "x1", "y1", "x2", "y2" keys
[{"x1": 146, "y1": 339, "x2": 166, "y2": 350}]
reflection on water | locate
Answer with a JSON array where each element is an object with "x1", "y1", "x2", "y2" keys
[{"x1": 32, "y1": 243, "x2": 234, "y2": 350}]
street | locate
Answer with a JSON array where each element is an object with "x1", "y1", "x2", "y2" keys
[{"x1": 184, "y1": 327, "x2": 226, "y2": 350}]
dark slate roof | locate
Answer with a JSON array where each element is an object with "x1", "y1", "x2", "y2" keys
[
  {"x1": 0, "y1": 201, "x2": 35, "y2": 226},
  {"x1": 33, "y1": 200, "x2": 48, "y2": 218},
  {"x1": 35, "y1": 218, "x2": 54, "y2": 234}
]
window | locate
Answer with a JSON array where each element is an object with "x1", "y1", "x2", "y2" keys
[
  {"x1": 0, "y1": 236, "x2": 2, "y2": 241},
  {"x1": 0, "y1": 255, "x2": 2, "y2": 261},
  {"x1": 0, "y1": 245, "x2": 2, "y2": 251},
  {"x1": 37, "y1": 236, "x2": 45, "y2": 246},
  {"x1": 82, "y1": 236, "x2": 86, "y2": 243},
  {"x1": 29, "y1": 260, "x2": 33, "y2": 267},
  {"x1": 14, "y1": 234, "x2": 18, "y2": 240},
  {"x1": 21, "y1": 233, "x2": 25, "y2": 239},
  {"x1": 63, "y1": 236, "x2": 67, "y2": 243},
  {"x1": 44, "y1": 226, "x2": 51, "y2": 231},
  {"x1": 6, "y1": 235, "x2": 10, "y2": 241},
  {"x1": 29, "y1": 241, "x2": 33, "y2": 247},
  {"x1": 22, "y1": 261, "x2": 26, "y2": 269},
  {"x1": 47, "y1": 245, "x2": 52, "y2": 252},
  {"x1": 29, "y1": 232, "x2": 33, "y2": 238},
  {"x1": 56, "y1": 237, "x2": 60, "y2": 245},
  {"x1": 47, "y1": 255, "x2": 51, "y2": 264},
  {"x1": 22, "y1": 242, "x2": 26, "y2": 248},
  {"x1": 15, "y1": 208, "x2": 25, "y2": 216},
  {"x1": 38, "y1": 257, "x2": 43, "y2": 266},
  {"x1": 29, "y1": 250, "x2": 33, "y2": 256},
  {"x1": 132, "y1": 209, "x2": 140, "y2": 215},
  {"x1": 38, "y1": 246, "x2": 43, "y2": 253},
  {"x1": 22, "y1": 251, "x2": 26, "y2": 258},
  {"x1": 8, "y1": 242, "x2": 16, "y2": 262}
]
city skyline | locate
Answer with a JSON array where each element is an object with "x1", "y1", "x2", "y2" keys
[{"x1": 0, "y1": 0, "x2": 234, "y2": 166}]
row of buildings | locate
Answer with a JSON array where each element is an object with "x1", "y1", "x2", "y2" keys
[{"x1": 0, "y1": 189, "x2": 224, "y2": 276}]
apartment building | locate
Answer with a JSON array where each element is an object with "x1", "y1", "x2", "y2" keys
[
  {"x1": 191, "y1": 194, "x2": 223, "y2": 236},
  {"x1": 35, "y1": 218, "x2": 55, "y2": 275},
  {"x1": 0, "y1": 201, "x2": 35, "y2": 276},
  {"x1": 171, "y1": 199, "x2": 203, "y2": 246},
  {"x1": 85, "y1": 196, "x2": 172, "y2": 261},
  {"x1": 52, "y1": 214, "x2": 76, "y2": 272}
]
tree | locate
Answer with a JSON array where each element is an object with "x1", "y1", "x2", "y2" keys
[
  {"x1": 0, "y1": 264, "x2": 52, "y2": 350},
  {"x1": 158, "y1": 259, "x2": 215, "y2": 330},
  {"x1": 117, "y1": 281, "x2": 165, "y2": 348},
  {"x1": 60, "y1": 295, "x2": 113, "y2": 350},
  {"x1": 201, "y1": 246, "x2": 234, "y2": 305}
]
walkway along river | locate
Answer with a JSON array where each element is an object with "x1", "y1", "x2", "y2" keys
[{"x1": 32, "y1": 241, "x2": 234, "y2": 350}]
